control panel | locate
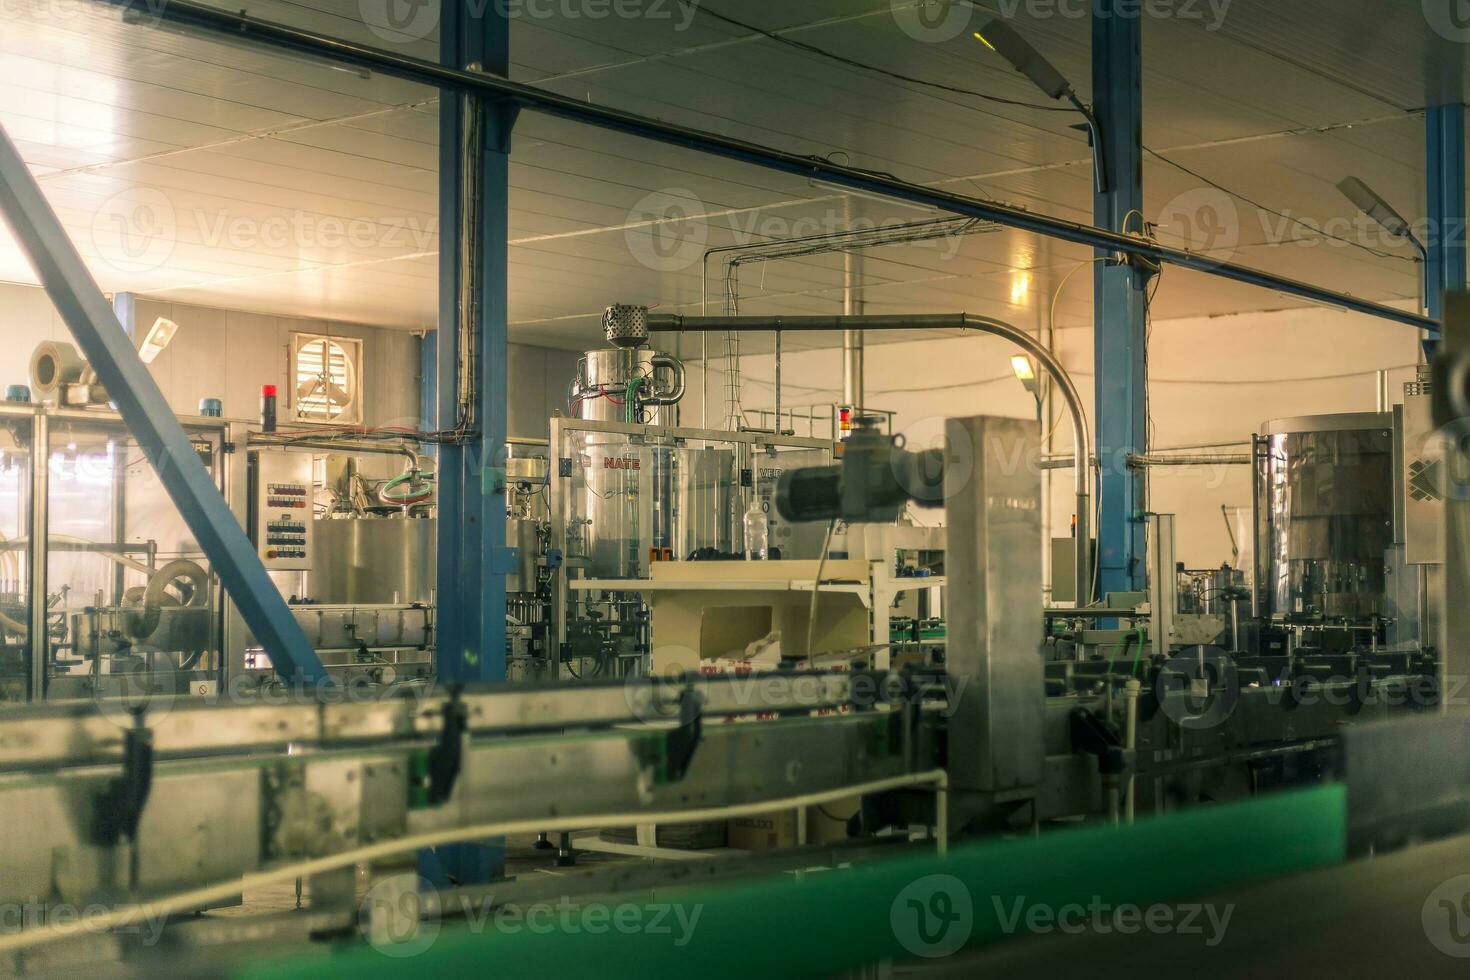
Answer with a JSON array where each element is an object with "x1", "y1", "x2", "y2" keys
[{"x1": 252, "y1": 451, "x2": 314, "y2": 570}]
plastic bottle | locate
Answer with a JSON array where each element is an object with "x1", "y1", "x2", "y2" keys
[{"x1": 744, "y1": 496, "x2": 770, "y2": 561}]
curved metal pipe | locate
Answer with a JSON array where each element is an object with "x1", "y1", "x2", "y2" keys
[
  {"x1": 643, "y1": 354, "x2": 687, "y2": 406},
  {"x1": 644, "y1": 312, "x2": 1093, "y2": 604}
]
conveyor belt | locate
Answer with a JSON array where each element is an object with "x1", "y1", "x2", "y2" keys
[{"x1": 918, "y1": 830, "x2": 1470, "y2": 977}]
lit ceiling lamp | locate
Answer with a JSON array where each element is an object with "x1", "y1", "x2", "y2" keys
[
  {"x1": 1011, "y1": 353, "x2": 1040, "y2": 396},
  {"x1": 974, "y1": 20, "x2": 1107, "y2": 193},
  {"x1": 1337, "y1": 176, "x2": 1427, "y2": 313},
  {"x1": 137, "y1": 317, "x2": 180, "y2": 364}
]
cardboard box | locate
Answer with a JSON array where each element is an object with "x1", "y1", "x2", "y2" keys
[{"x1": 727, "y1": 797, "x2": 859, "y2": 850}]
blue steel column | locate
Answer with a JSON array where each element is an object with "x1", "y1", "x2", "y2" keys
[
  {"x1": 431, "y1": 0, "x2": 514, "y2": 885},
  {"x1": 437, "y1": 0, "x2": 511, "y2": 684},
  {"x1": 1091, "y1": 0, "x2": 1147, "y2": 597},
  {"x1": 1425, "y1": 105, "x2": 1466, "y2": 353},
  {"x1": 419, "y1": 329, "x2": 438, "y2": 448}
]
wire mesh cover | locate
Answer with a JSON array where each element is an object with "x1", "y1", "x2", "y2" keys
[{"x1": 1262, "y1": 424, "x2": 1393, "y2": 620}]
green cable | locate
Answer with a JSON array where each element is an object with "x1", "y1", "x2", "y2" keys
[{"x1": 624, "y1": 377, "x2": 643, "y2": 423}]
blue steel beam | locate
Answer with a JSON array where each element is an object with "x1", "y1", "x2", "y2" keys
[
  {"x1": 96, "y1": 0, "x2": 1437, "y2": 335},
  {"x1": 0, "y1": 124, "x2": 329, "y2": 685},
  {"x1": 1092, "y1": 1, "x2": 1147, "y2": 596},
  {"x1": 429, "y1": 0, "x2": 513, "y2": 886},
  {"x1": 436, "y1": 0, "x2": 512, "y2": 685},
  {"x1": 1426, "y1": 104, "x2": 1467, "y2": 357}
]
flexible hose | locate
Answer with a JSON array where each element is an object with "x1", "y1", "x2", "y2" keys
[{"x1": 379, "y1": 471, "x2": 434, "y2": 506}]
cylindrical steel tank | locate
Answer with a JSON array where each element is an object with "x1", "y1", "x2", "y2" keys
[
  {"x1": 572, "y1": 348, "x2": 686, "y2": 577},
  {"x1": 577, "y1": 349, "x2": 679, "y2": 424},
  {"x1": 311, "y1": 518, "x2": 436, "y2": 604},
  {"x1": 1257, "y1": 413, "x2": 1394, "y2": 621}
]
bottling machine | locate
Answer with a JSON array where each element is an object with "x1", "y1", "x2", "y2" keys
[{"x1": 0, "y1": 323, "x2": 1447, "y2": 974}]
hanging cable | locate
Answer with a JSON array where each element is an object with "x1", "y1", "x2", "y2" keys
[{"x1": 682, "y1": 1, "x2": 1074, "y2": 112}]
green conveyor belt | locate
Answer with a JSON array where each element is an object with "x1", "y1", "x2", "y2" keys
[{"x1": 237, "y1": 784, "x2": 1346, "y2": 979}]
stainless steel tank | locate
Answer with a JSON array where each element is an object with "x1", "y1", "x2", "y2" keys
[
  {"x1": 1256, "y1": 413, "x2": 1394, "y2": 621},
  {"x1": 311, "y1": 518, "x2": 436, "y2": 604},
  {"x1": 573, "y1": 347, "x2": 685, "y2": 578},
  {"x1": 576, "y1": 349, "x2": 682, "y2": 425}
]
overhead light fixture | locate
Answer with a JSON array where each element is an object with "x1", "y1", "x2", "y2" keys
[
  {"x1": 973, "y1": 20, "x2": 1107, "y2": 193},
  {"x1": 1337, "y1": 177, "x2": 1426, "y2": 258},
  {"x1": 1011, "y1": 354, "x2": 1041, "y2": 400},
  {"x1": 137, "y1": 317, "x2": 180, "y2": 365}
]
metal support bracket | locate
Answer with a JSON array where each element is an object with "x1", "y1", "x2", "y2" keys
[
  {"x1": 93, "y1": 709, "x2": 154, "y2": 845},
  {"x1": 425, "y1": 684, "x2": 469, "y2": 806}
]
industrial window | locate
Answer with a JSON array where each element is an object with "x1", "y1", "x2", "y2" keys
[{"x1": 289, "y1": 333, "x2": 363, "y2": 425}]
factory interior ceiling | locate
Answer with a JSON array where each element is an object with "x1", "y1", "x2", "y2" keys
[{"x1": 0, "y1": 0, "x2": 1457, "y2": 352}]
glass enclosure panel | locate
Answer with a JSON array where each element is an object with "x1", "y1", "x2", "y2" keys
[
  {"x1": 44, "y1": 416, "x2": 223, "y2": 700},
  {"x1": 557, "y1": 422, "x2": 837, "y2": 578},
  {"x1": 0, "y1": 414, "x2": 31, "y2": 702}
]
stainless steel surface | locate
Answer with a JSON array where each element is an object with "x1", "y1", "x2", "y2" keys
[
  {"x1": 0, "y1": 675, "x2": 922, "y2": 915},
  {"x1": 945, "y1": 416, "x2": 1044, "y2": 811},
  {"x1": 289, "y1": 603, "x2": 432, "y2": 651},
  {"x1": 310, "y1": 518, "x2": 435, "y2": 604},
  {"x1": 1257, "y1": 412, "x2": 1395, "y2": 621},
  {"x1": 577, "y1": 348, "x2": 675, "y2": 425},
  {"x1": 602, "y1": 303, "x2": 649, "y2": 349}
]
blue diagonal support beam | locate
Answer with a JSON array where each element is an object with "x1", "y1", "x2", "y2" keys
[
  {"x1": 0, "y1": 123, "x2": 330, "y2": 686},
  {"x1": 1092, "y1": 0, "x2": 1147, "y2": 597}
]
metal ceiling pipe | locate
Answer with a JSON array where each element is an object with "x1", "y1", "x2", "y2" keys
[
  {"x1": 106, "y1": 0, "x2": 1438, "y2": 335},
  {"x1": 646, "y1": 312, "x2": 1094, "y2": 605}
]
